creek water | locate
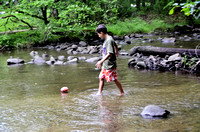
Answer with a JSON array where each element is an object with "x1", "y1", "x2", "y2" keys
[{"x1": 0, "y1": 38, "x2": 200, "y2": 131}]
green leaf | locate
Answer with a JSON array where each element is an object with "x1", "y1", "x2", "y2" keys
[{"x1": 169, "y1": 7, "x2": 175, "y2": 15}]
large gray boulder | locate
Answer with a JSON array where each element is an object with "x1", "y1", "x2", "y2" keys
[
  {"x1": 79, "y1": 41, "x2": 87, "y2": 47},
  {"x1": 141, "y1": 105, "x2": 170, "y2": 118},
  {"x1": 168, "y1": 53, "x2": 182, "y2": 62},
  {"x1": 7, "y1": 58, "x2": 25, "y2": 65}
]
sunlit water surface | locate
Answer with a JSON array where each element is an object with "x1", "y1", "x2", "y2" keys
[{"x1": 0, "y1": 39, "x2": 200, "y2": 131}]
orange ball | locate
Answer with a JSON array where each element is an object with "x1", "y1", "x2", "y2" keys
[{"x1": 60, "y1": 87, "x2": 69, "y2": 93}]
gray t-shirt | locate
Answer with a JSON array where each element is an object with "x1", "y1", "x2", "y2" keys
[{"x1": 102, "y1": 36, "x2": 117, "y2": 70}]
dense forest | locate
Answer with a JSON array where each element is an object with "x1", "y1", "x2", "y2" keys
[{"x1": 0, "y1": 0, "x2": 199, "y2": 48}]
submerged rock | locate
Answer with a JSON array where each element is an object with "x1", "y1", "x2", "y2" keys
[
  {"x1": 134, "y1": 34, "x2": 143, "y2": 38},
  {"x1": 30, "y1": 51, "x2": 38, "y2": 57},
  {"x1": 67, "y1": 56, "x2": 77, "y2": 61},
  {"x1": 54, "y1": 60, "x2": 64, "y2": 65},
  {"x1": 136, "y1": 61, "x2": 146, "y2": 69},
  {"x1": 42, "y1": 53, "x2": 49, "y2": 60},
  {"x1": 119, "y1": 41, "x2": 127, "y2": 45},
  {"x1": 67, "y1": 49, "x2": 73, "y2": 54},
  {"x1": 58, "y1": 55, "x2": 65, "y2": 61},
  {"x1": 33, "y1": 55, "x2": 45, "y2": 65},
  {"x1": 7, "y1": 58, "x2": 25, "y2": 65},
  {"x1": 119, "y1": 52, "x2": 129, "y2": 56},
  {"x1": 78, "y1": 56, "x2": 86, "y2": 60},
  {"x1": 162, "y1": 37, "x2": 176, "y2": 43},
  {"x1": 65, "y1": 58, "x2": 78, "y2": 64},
  {"x1": 85, "y1": 57, "x2": 101, "y2": 63},
  {"x1": 46, "y1": 56, "x2": 56, "y2": 65},
  {"x1": 141, "y1": 105, "x2": 170, "y2": 119}
]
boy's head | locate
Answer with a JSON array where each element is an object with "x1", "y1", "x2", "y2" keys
[{"x1": 96, "y1": 24, "x2": 107, "y2": 39}]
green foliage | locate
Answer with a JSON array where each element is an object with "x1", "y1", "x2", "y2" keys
[
  {"x1": 153, "y1": 0, "x2": 172, "y2": 14},
  {"x1": 0, "y1": 0, "x2": 193, "y2": 48},
  {"x1": 0, "y1": 34, "x2": 15, "y2": 47},
  {"x1": 168, "y1": 0, "x2": 200, "y2": 19},
  {"x1": 58, "y1": 2, "x2": 94, "y2": 27},
  {"x1": 182, "y1": 53, "x2": 197, "y2": 67}
]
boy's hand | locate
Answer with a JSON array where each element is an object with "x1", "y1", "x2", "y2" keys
[
  {"x1": 116, "y1": 51, "x2": 119, "y2": 57},
  {"x1": 95, "y1": 60, "x2": 103, "y2": 69}
]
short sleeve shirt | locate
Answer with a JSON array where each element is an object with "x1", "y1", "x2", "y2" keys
[{"x1": 102, "y1": 36, "x2": 117, "y2": 70}]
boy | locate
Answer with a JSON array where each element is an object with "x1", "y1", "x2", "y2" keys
[{"x1": 95, "y1": 24, "x2": 125, "y2": 96}]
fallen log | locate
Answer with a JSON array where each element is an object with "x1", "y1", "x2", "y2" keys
[{"x1": 129, "y1": 46, "x2": 200, "y2": 57}]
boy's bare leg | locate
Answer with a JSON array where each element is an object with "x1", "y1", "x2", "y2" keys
[
  {"x1": 97, "y1": 78, "x2": 104, "y2": 95},
  {"x1": 114, "y1": 79, "x2": 125, "y2": 95}
]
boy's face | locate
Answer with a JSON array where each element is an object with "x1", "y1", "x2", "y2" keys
[{"x1": 97, "y1": 32, "x2": 105, "y2": 39}]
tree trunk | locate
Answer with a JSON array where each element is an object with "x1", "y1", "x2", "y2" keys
[
  {"x1": 50, "y1": 0, "x2": 59, "y2": 19},
  {"x1": 136, "y1": 0, "x2": 141, "y2": 10},
  {"x1": 129, "y1": 46, "x2": 200, "y2": 57},
  {"x1": 41, "y1": 6, "x2": 49, "y2": 25},
  {"x1": 50, "y1": 8, "x2": 59, "y2": 19},
  {"x1": 151, "y1": 0, "x2": 156, "y2": 7},
  {"x1": 142, "y1": 0, "x2": 145, "y2": 7}
]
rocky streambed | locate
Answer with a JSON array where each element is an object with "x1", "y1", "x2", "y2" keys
[
  {"x1": 6, "y1": 31, "x2": 200, "y2": 74},
  {"x1": 128, "y1": 50, "x2": 200, "y2": 74}
]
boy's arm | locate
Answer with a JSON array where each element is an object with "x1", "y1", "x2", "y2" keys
[
  {"x1": 114, "y1": 43, "x2": 119, "y2": 57},
  {"x1": 95, "y1": 53, "x2": 112, "y2": 68}
]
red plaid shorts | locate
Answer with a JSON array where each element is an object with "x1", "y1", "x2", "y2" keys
[{"x1": 99, "y1": 68, "x2": 118, "y2": 82}]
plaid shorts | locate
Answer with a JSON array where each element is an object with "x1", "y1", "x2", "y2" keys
[{"x1": 99, "y1": 68, "x2": 118, "y2": 82}]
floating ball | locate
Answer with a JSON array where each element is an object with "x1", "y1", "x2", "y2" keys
[{"x1": 60, "y1": 87, "x2": 69, "y2": 93}]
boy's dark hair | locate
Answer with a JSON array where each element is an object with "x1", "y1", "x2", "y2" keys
[{"x1": 96, "y1": 24, "x2": 107, "y2": 34}]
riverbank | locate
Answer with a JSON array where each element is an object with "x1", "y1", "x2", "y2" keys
[{"x1": 0, "y1": 15, "x2": 188, "y2": 50}]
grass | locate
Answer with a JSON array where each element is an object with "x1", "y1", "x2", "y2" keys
[{"x1": 107, "y1": 17, "x2": 186, "y2": 35}]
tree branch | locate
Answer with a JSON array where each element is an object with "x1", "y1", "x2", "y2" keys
[
  {"x1": 16, "y1": 10, "x2": 43, "y2": 20},
  {"x1": 0, "y1": 15, "x2": 33, "y2": 29}
]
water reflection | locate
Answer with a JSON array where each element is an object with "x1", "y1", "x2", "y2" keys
[{"x1": 97, "y1": 96, "x2": 123, "y2": 132}]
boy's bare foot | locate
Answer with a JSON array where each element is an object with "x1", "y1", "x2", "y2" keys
[
  {"x1": 117, "y1": 93, "x2": 125, "y2": 96},
  {"x1": 96, "y1": 92, "x2": 102, "y2": 96}
]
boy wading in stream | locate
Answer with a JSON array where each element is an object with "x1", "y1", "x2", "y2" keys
[{"x1": 95, "y1": 24, "x2": 125, "y2": 96}]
